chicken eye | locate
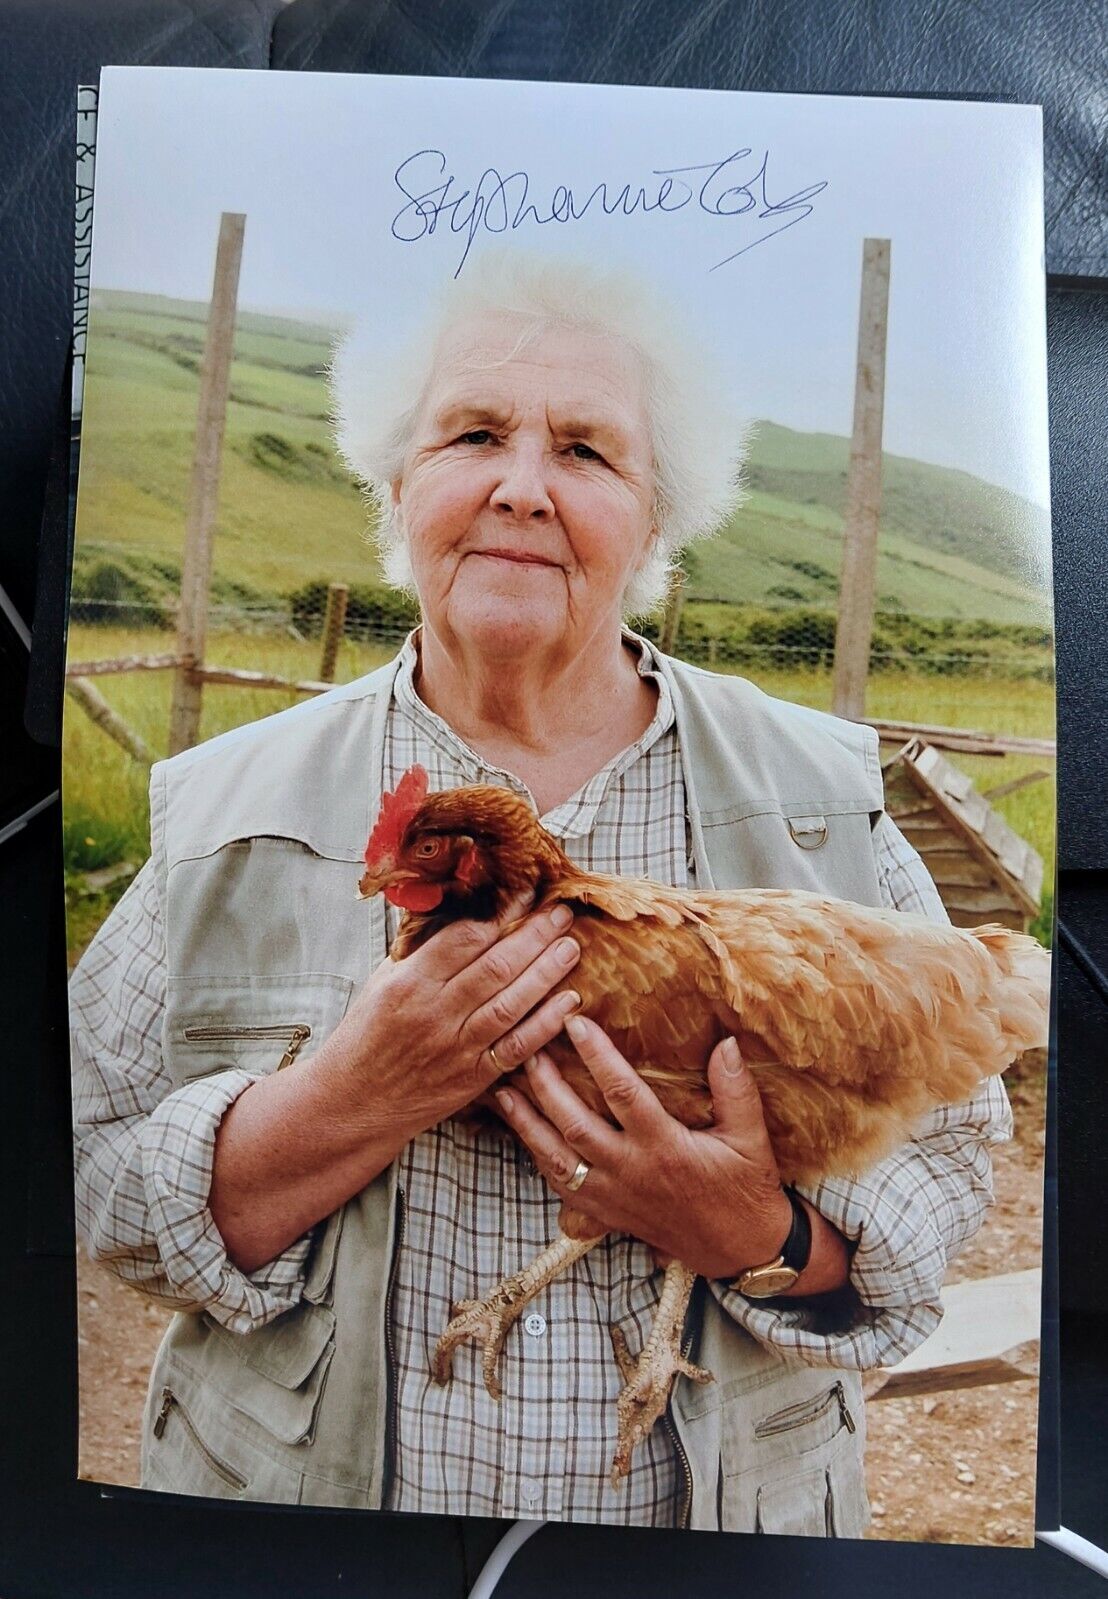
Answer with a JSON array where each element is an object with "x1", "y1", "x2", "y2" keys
[{"x1": 415, "y1": 838, "x2": 443, "y2": 858}]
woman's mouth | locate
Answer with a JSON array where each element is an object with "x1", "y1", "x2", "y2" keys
[{"x1": 474, "y1": 549, "x2": 558, "y2": 567}]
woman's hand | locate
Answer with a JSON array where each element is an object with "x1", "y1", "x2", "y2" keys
[
  {"x1": 316, "y1": 890, "x2": 583, "y2": 1145},
  {"x1": 494, "y1": 1017, "x2": 850, "y2": 1293},
  {"x1": 211, "y1": 890, "x2": 582, "y2": 1273}
]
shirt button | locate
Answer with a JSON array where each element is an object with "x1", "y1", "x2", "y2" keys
[
  {"x1": 519, "y1": 1477, "x2": 542, "y2": 1507},
  {"x1": 524, "y1": 1312, "x2": 547, "y2": 1338}
]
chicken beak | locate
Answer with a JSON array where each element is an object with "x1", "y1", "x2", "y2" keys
[{"x1": 356, "y1": 865, "x2": 420, "y2": 901}]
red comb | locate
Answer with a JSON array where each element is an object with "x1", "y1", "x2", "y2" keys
[{"x1": 365, "y1": 764, "x2": 429, "y2": 866}]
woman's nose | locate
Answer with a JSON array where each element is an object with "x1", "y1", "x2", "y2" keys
[{"x1": 491, "y1": 444, "x2": 555, "y2": 522}]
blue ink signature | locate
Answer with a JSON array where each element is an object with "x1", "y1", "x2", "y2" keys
[{"x1": 391, "y1": 148, "x2": 828, "y2": 276}]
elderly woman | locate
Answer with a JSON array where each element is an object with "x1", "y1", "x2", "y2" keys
[{"x1": 70, "y1": 255, "x2": 1009, "y2": 1533}]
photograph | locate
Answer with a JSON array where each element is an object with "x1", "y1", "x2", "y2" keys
[{"x1": 66, "y1": 66, "x2": 1054, "y2": 1543}]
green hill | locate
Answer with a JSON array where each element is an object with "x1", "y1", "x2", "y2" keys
[
  {"x1": 737, "y1": 419, "x2": 1050, "y2": 591},
  {"x1": 74, "y1": 291, "x2": 1051, "y2": 628}
]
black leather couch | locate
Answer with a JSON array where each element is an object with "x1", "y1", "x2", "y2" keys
[{"x1": 2, "y1": 4, "x2": 1105, "y2": 1594}]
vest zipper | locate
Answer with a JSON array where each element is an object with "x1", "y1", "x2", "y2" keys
[
  {"x1": 663, "y1": 1328, "x2": 696, "y2": 1530},
  {"x1": 754, "y1": 1379, "x2": 857, "y2": 1440},
  {"x1": 834, "y1": 1380, "x2": 857, "y2": 1434},
  {"x1": 182, "y1": 1023, "x2": 311, "y2": 1070},
  {"x1": 381, "y1": 1184, "x2": 406, "y2": 1506},
  {"x1": 152, "y1": 1386, "x2": 248, "y2": 1491}
]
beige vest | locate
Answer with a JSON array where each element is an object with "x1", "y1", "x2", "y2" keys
[{"x1": 139, "y1": 641, "x2": 884, "y2": 1535}]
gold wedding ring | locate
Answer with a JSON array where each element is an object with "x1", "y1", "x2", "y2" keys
[
  {"x1": 489, "y1": 1043, "x2": 503, "y2": 1072},
  {"x1": 565, "y1": 1158, "x2": 591, "y2": 1193}
]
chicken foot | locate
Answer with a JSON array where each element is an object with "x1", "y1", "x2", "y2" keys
[
  {"x1": 432, "y1": 1231, "x2": 601, "y2": 1400},
  {"x1": 608, "y1": 1260, "x2": 713, "y2": 1487}
]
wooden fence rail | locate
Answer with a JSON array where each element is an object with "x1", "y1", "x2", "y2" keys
[
  {"x1": 871, "y1": 719, "x2": 1055, "y2": 759},
  {"x1": 66, "y1": 651, "x2": 1056, "y2": 765},
  {"x1": 193, "y1": 665, "x2": 334, "y2": 695},
  {"x1": 65, "y1": 679, "x2": 153, "y2": 766},
  {"x1": 66, "y1": 653, "x2": 189, "y2": 678}
]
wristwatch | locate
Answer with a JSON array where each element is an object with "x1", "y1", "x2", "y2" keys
[{"x1": 731, "y1": 1187, "x2": 812, "y2": 1298}]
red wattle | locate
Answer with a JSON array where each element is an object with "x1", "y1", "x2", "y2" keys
[{"x1": 385, "y1": 881, "x2": 445, "y2": 912}]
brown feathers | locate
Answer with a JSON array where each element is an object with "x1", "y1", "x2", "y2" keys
[
  {"x1": 532, "y1": 878, "x2": 1048, "y2": 1184},
  {"x1": 363, "y1": 770, "x2": 1051, "y2": 1186}
]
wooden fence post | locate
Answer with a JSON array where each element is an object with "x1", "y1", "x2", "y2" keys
[
  {"x1": 168, "y1": 212, "x2": 246, "y2": 755},
  {"x1": 658, "y1": 570, "x2": 685, "y2": 657},
  {"x1": 318, "y1": 583, "x2": 349, "y2": 682},
  {"x1": 832, "y1": 238, "x2": 891, "y2": 720}
]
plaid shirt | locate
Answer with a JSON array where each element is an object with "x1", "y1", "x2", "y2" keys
[{"x1": 70, "y1": 633, "x2": 1012, "y2": 1525}]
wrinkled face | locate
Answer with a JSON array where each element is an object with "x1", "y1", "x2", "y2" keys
[{"x1": 394, "y1": 312, "x2": 657, "y2": 659}]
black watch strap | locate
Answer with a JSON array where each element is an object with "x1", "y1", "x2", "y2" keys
[{"x1": 778, "y1": 1186, "x2": 813, "y2": 1274}]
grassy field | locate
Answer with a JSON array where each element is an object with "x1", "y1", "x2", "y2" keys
[{"x1": 63, "y1": 623, "x2": 1055, "y2": 958}]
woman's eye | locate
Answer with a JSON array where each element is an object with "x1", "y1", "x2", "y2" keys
[
  {"x1": 459, "y1": 429, "x2": 494, "y2": 446},
  {"x1": 568, "y1": 442, "x2": 601, "y2": 461}
]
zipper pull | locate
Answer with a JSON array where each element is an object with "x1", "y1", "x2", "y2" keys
[
  {"x1": 834, "y1": 1381, "x2": 856, "y2": 1434},
  {"x1": 278, "y1": 1026, "x2": 311, "y2": 1071},
  {"x1": 153, "y1": 1387, "x2": 174, "y2": 1439}
]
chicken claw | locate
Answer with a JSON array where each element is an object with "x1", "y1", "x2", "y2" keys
[
  {"x1": 608, "y1": 1261, "x2": 713, "y2": 1487},
  {"x1": 432, "y1": 1232, "x2": 599, "y2": 1400},
  {"x1": 432, "y1": 1286, "x2": 524, "y2": 1400}
]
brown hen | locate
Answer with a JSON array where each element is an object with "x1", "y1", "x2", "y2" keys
[{"x1": 357, "y1": 764, "x2": 1050, "y2": 1483}]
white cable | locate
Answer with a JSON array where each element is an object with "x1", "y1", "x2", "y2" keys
[
  {"x1": 0, "y1": 790, "x2": 60, "y2": 848},
  {"x1": 1037, "y1": 1526, "x2": 1108, "y2": 1579},
  {"x1": 467, "y1": 1519, "x2": 545, "y2": 1599},
  {"x1": 0, "y1": 579, "x2": 32, "y2": 650}
]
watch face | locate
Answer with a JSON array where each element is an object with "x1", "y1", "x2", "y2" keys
[{"x1": 741, "y1": 1266, "x2": 801, "y2": 1298}]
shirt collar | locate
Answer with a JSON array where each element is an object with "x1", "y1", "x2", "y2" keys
[{"x1": 391, "y1": 625, "x2": 676, "y2": 836}]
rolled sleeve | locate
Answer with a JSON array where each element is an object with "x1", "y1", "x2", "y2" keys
[
  {"x1": 71, "y1": 863, "x2": 310, "y2": 1332},
  {"x1": 710, "y1": 1074, "x2": 1012, "y2": 1367}
]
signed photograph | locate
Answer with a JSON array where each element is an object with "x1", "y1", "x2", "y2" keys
[{"x1": 67, "y1": 67, "x2": 1053, "y2": 1545}]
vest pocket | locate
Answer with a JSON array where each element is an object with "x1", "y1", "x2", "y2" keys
[
  {"x1": 156, "y1": 1299, "x2": 337, "y2": 1457},
  {"x1": 699, "y1": 804, "x2": 883, "y2": 901},
  {"x1": 755, "y1": 1465, "x2": 833, "y2": 1535},
  {"x1": 165, "y1": 973, "x2": 356, "y2": 1087},
  {"x1": 199, "y1": 1301, "x2": 337, "y2": 1444},
  {"x1": 719, "y1": 1371, "x2": 867, "y2": 1536},
  {"x1": 754, "y1": 1380, "x2": 857, "y2": 1441},
  {"x1": 181, "y1": 1022, "x2": 312, "y2": 1072},
  {"x1": 142, "y1": 1305, "x2": 339, "y2": 1504},
  {"x1": 151, "y1": 1386, "x2": 248, "y2": 1494},
  {"x1": 142, "y1": 1354, "x2": 303, "y2": 1504}
]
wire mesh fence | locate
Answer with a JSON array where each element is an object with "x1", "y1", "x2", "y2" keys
[
  {"x1": 66, "y1": 590, "x2": 1055, "y2": 686},
  {"x1": 64, "y1": 573, "x2": 1057, "y2": 950}
]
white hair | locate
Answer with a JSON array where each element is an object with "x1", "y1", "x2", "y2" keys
[{"x1": 329, "y1": 251, "x2": 749, "y2": 616}]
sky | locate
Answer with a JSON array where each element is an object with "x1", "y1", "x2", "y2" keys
[{"x1": 90, "y1": 68, "x2": 1051, "y2": 514}]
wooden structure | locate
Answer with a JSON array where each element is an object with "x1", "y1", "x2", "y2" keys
[
  {"x1": 833, "y1": 237, "x2": 891, "y2": 720},
  {"x1": 882, "y1": 736, "x2": 1044, "y2": 930},
  {"x1": 866, "y1": 718, "x2": 1054, "y2": 760},
  {"x1": 868, "y1": 1267, "x2": 1040, "y2": 1401}
]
